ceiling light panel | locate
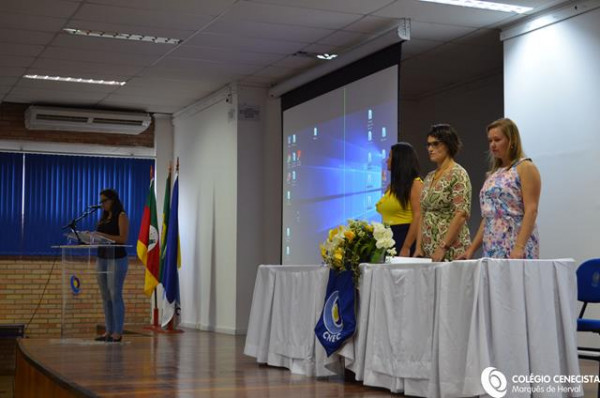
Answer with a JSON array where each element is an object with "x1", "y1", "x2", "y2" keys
[
  {"x1": 63, "y1": 28, "x2": 182, "y2": 44},
  {"x1": 419, "y1": 0, "x2": 533, "y2": 14},
  {"x1": 23, "y1": 74, "x2": 126, "y2": 86}
]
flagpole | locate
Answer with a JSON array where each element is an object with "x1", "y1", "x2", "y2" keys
[
  {"x1": 166, "y1": 157, "x2": 182, "y2": 333},
  {"x1": 149, "y1": 166, "x2": 160, "y2": 329}
]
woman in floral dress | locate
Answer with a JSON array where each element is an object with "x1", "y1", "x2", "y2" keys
[
  {"x1": 415, "y1": 124, "x2": 472, "y2": 261},
  {"x1": 462, "y1": 118, "x2": 541, "y2": 259}
]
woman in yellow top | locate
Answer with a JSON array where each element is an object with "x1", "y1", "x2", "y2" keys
[{"x1": 376, "y1": 142, "x2": 423, "y2": 257}]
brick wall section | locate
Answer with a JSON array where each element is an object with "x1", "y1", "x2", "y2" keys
[
  {"x1": 0, "y1": 102, "x2": 154, "y2": 147},
  {"x1": 0, "y1": 258, "x2": 150, "y2": 338}
]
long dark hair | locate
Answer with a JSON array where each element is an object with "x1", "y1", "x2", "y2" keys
[
  {"x1": 98, "y1": 189, "x2": 124, "y2": 224},
  {"x1": 389, "y1": 142, "x2": 421, "y2": 209}
]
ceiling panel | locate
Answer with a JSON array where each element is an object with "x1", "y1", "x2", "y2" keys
[
  {"x1": 185, "y1": 33, "x2": 308, "y2": 55},
  {"x1": 51, "y1": 33, "x2": 175, "y2": 56},
  {"x1": 252, "y1": 65, "x2": 300, "y2": 81},
  {"x1": 124, "y1": 76, "x2": 225, "y2": 93},
  {"x1": 248, "y1": 0, "x2": 395, "y2": 14},
  {"x1": 0, "y1": 77, "x2": 19, "y2": 86},
  {"x1": 29, "y1": 58, "x2": 142, "y2": 77},
  {"x1": 99, "y1": 93, "x2": 195, "y2": 107},
  {"x1": 0, "y1": 43, "x2": 45, "y2": 57},
  {"x1": 223, "y1": 1, "x2": 362, "y2": 30},
  {"x1": 343, "y1": 15, "x2": 398, "y2": 33},
  {"x1": 5, "y1": 87, "x2": 110, "y2": 103},
  {"x1": 87, "y1": 0, "x2": 237, "y2": 15},
  {"x1": 0, "y1": 13, "x2": 67, "y2": 32},
  {"x1": 0, "y1": 29, "x2": 55, "y2": 45},
  {"x1": 0, "y1": 56, "x2": 34, "y2": 68},
  {"x1": 152, "y1": 57, "x2": 260, "y2": 75},
  {"x1": 112, "y1": 85, "x2": 211, "y2": 103},
  {"x1": 0, "y1": 66, "x2": 28, "y2": 78},
  {"x1": 97, "y1": 101, "x2": 182, "y2": 114},
  {"x1": 170, "y1": 45, "x2": 283, "y2": 66},
  {"x1": 409, "y1": 21, "x2": 475, "y2": 42},
  {"x1": 72, "y1": 3, "x2": 214, "y2": 31},
  {"x1": 272, "y1": 55, "x2": 319, "y2": 69},
  {"x1": 318, "y1": 30, "x2": 367, "y2": 47},
  {"x1": 39, "y1": 46, "x2": 161, "y2": 67},
  {"x1": 0, "y1": 0, "x2": 80, "y2": 18},
  {"x1": 205, "y1": 19, "x2": 335, "y2": 43}
]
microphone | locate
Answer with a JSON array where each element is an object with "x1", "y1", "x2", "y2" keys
[{"x1": 88, "y1": 204, "x2": 102, "y2": 209}]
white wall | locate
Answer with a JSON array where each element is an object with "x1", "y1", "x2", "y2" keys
[
  {"x1": 171, "y1": 84, "x2": 281, "y2": 334},
  {"x1": 153, "y1": 114, "x2": 174, "y2": 216},
  {"x1": 400, "y1": 73, "x2": 504, "y2": 236},
  {"x1": 503, "y1": 6, "x2": 600, "y2": 347},
  {"x1": 504, "y1": 6, "x2": 600, "y2": 264},
  {"x1": 236, "y1": 86, "x2": 267, "y2": 333},
  {"x1": 173, "y1": 88, "x2": 239, "y2": 333}
]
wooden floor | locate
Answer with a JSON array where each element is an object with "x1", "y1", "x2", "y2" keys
[
  {"x1": 16, "y1": 330, "x2": 391, "y2": 397},
  {"x1": 14, "y1": 330, "x2": 600, "y2": 397}
]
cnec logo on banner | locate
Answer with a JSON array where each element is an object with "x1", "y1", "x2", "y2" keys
[
  {"x1": 314, "y1": 269, "x2": 356, "y2": 357},
  {"x1": 322, "y1": 290, "x2": 343, "y2": 341}
]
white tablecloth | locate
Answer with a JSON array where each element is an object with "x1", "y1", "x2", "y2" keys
[{"x1": 244, "y1": 259, "x2": 582, "y2": 397}]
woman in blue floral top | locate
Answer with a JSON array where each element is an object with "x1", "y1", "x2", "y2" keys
[{"x1": 462, "y1": 118, "x2": 541, "y2": 259}]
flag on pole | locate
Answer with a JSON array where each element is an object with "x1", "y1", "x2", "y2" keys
[
  {"x1": 162, "y1": 165, "x2": 181, "y2": 327},
  {"x1": 159, "y1": 165, "x2": 171, "y2": 284},
  {"x1": 137, "y1": 167, "x2": 160, "y2": 297}
]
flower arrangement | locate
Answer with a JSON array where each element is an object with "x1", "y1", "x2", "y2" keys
[{"x1": 320, "y1": 220, "x2": 396, "y2": 285}]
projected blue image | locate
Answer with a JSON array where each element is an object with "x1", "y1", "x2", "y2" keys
[{"x1": 282, "y1": 66, "x2": 397, "y2": 264}]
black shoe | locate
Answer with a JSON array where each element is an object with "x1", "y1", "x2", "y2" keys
[
  {"x1": 94, "y1": 335, "x2": 108, "y2": 342},
  {"x1": 107, "y1": 336, "x2": 122, "y2": 343}
]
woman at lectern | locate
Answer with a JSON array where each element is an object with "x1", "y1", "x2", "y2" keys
[
  {"x1": 376, "y1": 142, "x2": 423, "y2": 256},
  {"x1": 460, "y1": 118, "x2": 540, "y2": 259},
  {"x1": 415, "y1": 124, "x2": 472, "y2": 261},
  {"x1": 94, "y1": 189, "x2": 129, "y2": 342}
]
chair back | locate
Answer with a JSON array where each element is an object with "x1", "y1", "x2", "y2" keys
[{"x1": 577, "y1": 259, "x2": 600, "y2": 303}]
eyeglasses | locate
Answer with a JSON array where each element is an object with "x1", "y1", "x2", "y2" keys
[
  {"x1": 426, "y1": 141, "x2": 441, "y2": 149},
  {"x1": 431, "y1": 123, "x2": 450, "y2": 130}
]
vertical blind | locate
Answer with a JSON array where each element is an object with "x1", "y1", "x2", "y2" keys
[
  {"x1": 0, "y1": 152, "x2": 23, "y2": 255},
  {"x1": 0, "y1": 152, "x2": 153, "y2": 256}
]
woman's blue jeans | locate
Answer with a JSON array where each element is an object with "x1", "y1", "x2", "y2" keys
[{"x1": 96, "y1": 257, "x2": 128, "y2": 335}]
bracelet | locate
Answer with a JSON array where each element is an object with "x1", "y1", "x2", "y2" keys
[
  {"x1": 441, "y1": 241, "x2": 450, "y2": 250},
  {"x1": 515, "y1": 243, "x2": 526, "y2": 249}
]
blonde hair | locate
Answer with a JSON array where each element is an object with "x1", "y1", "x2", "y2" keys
[{"x1": 487, "y1": 118, "x2": 525, "y2": 173}]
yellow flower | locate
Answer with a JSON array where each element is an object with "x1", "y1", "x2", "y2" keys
[
  {"x1": 366, "y1": 225, "x2": 374, "y2": 232},
  {"x1": 344, "y1": 230, "x2": 355, "y2": 242},
  {"x1": 328, "y1": 227, "x2": 339, "y2": 241},
  {"x1": 320, "y1": 244, "x2": 327, "y2": 259},
  {"x1": 334, "y1": 248, "x2": 343, "y2": 262}
]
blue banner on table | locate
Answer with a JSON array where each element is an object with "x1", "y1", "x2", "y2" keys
[{"x1": 315, "y1": 269, "x2": 356, "y2": 357}]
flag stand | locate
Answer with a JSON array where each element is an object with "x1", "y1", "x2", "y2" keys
[{"x1": 143, "y1": 288, "x2": 164, "y2": 332}]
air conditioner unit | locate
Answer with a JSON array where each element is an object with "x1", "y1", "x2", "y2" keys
[{"x1": 25, "y1": 106, "x2": 152, "y2": 135}]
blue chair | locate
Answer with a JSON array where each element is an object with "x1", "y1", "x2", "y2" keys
[{"x1": 577, "y1": 258, "x2": 600, "y2": 397}]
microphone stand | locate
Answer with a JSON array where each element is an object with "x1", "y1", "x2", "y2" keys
[{"x1": 62, "y1": 206, "x2": 100, "y2": 245}]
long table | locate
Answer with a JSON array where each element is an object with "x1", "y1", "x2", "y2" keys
[{"x1": 244, "y1": 259, "x2": 582, "y2": 397}]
